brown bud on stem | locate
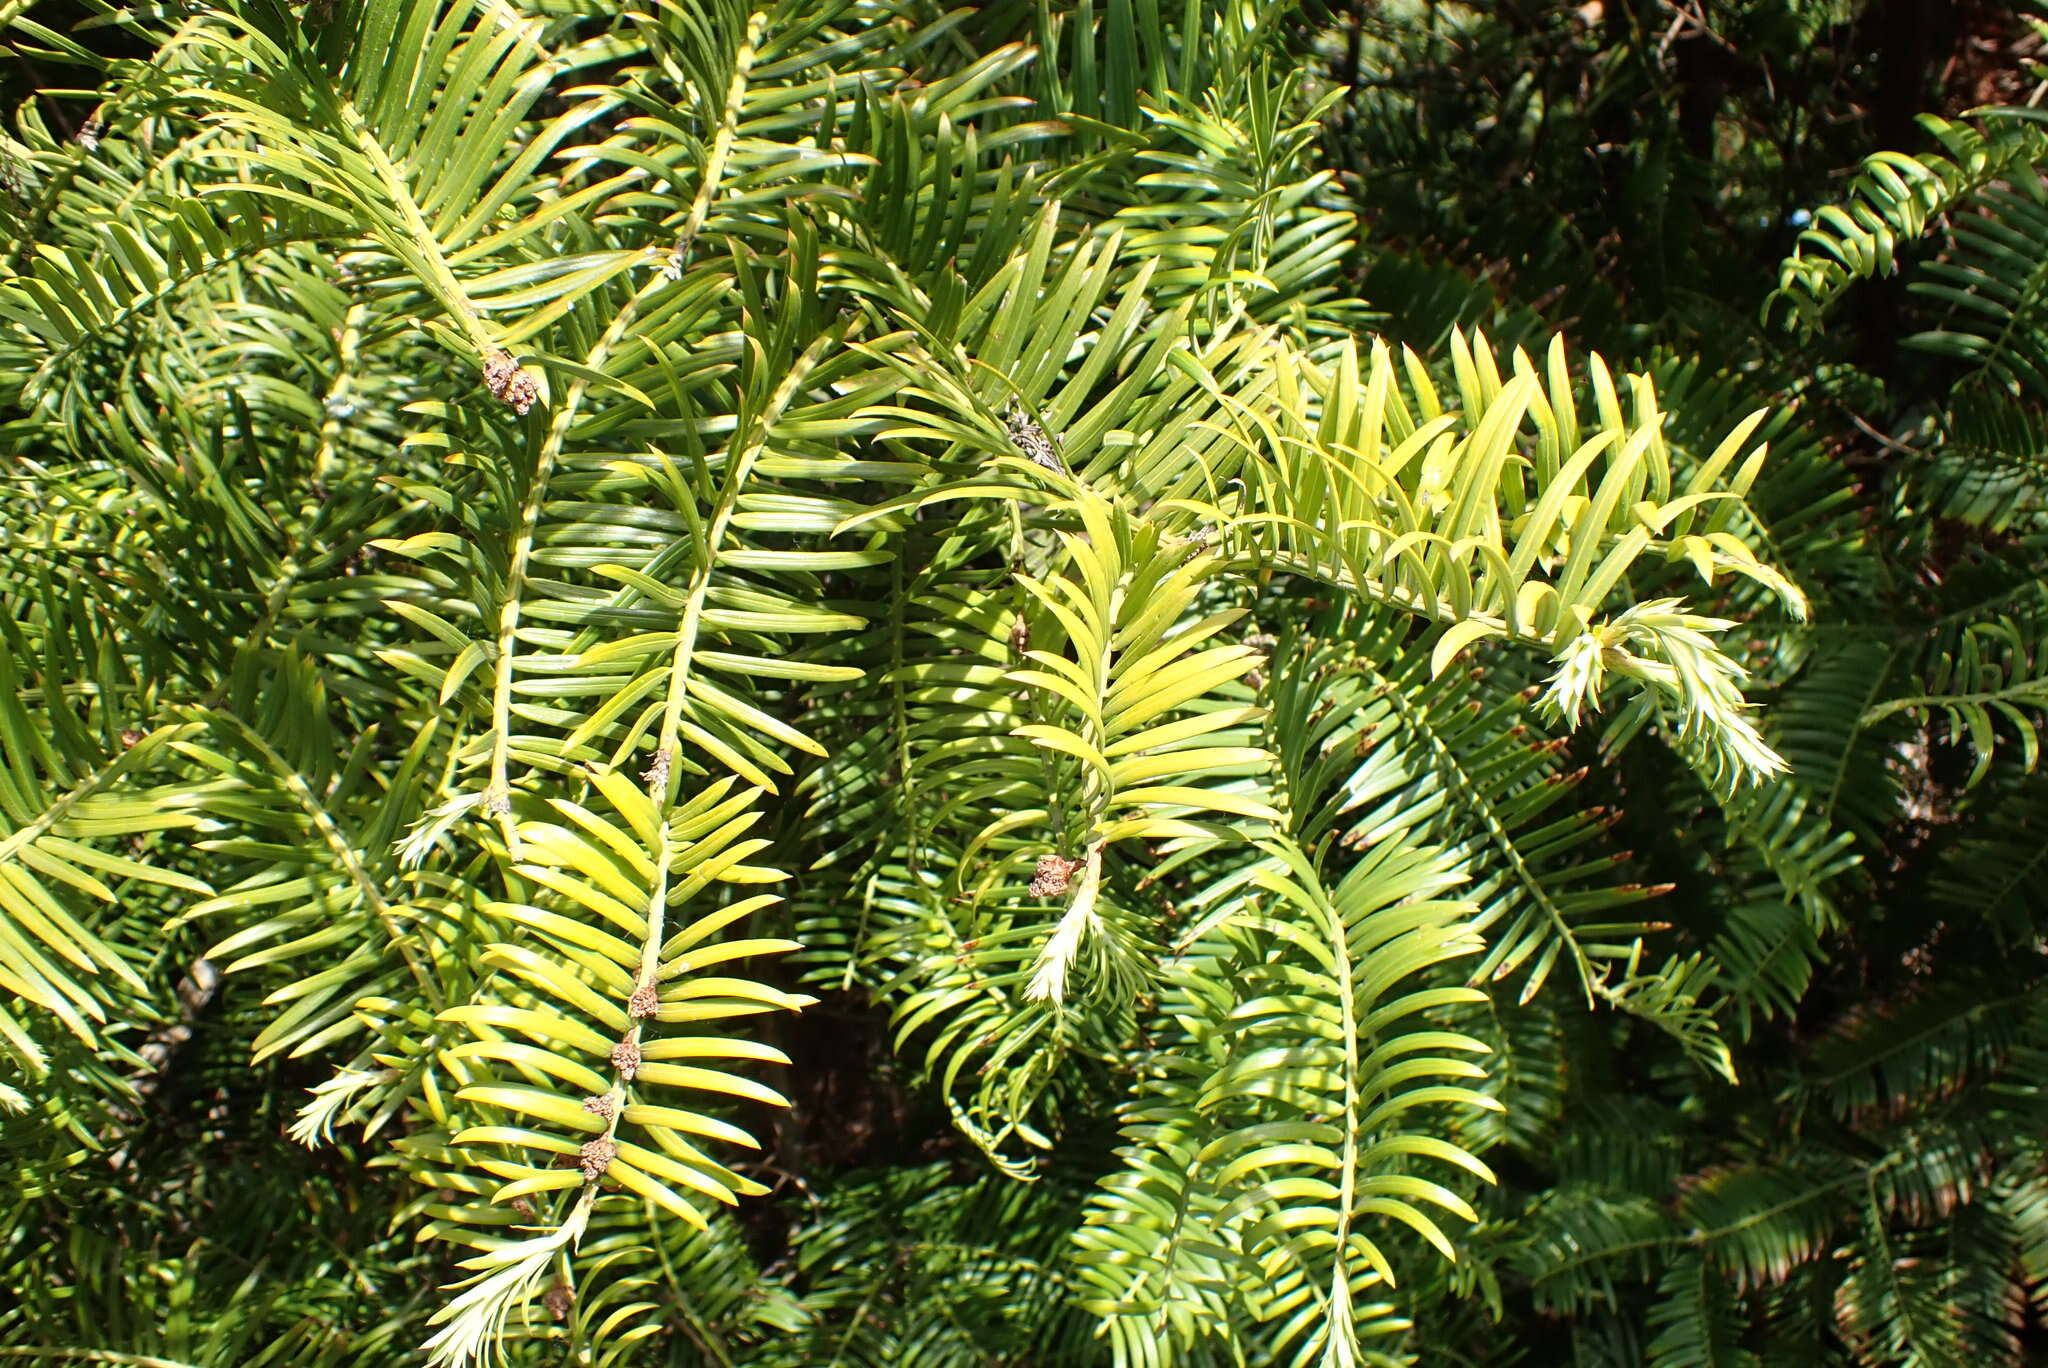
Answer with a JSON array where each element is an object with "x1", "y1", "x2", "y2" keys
[
  {"x1": 640, "y1": 746, "x2": 672, "y2": 796},
  {"x1": 579, "y1": 1137, "x2": 616, "y2": 1181},
  {"x1": 482, "y1": 351, "x2": 541, "y2": 415},
  {"x1": 1028, "y1": 853, "x2": 1082, "y2": 898},
  {"x1": 611, "y1": 1036, "x2": 641, "y2": 1080}
]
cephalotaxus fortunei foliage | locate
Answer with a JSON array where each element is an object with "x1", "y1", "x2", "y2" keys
[{"x1": 4, "y1": 2, "x2": 2047, "y2": 1366}]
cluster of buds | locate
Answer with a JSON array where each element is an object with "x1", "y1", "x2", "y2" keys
[
  {"x1": 1001, "y1": 402, "x2": 1066, "y2": 475},
  {"x1": 581, "y1": 1093, "x2": 616, "y2": 1120},
  {"x1": 640, "y1": 746, "x2": 672, "y2": 797},
  {"x1": 482, "y1": 351, "x2": 541, "y2": 415},
  {"x1": 1029, "y1": 853, "x2": 1082, "y2": 898},
  {"x1": 628, "y1": 977, "x2": 659, "y2": 1020},
  {"x1": 578, "y1": 1137, "x2": 616, "y2": 1182},
  {"x1": 610, "y1": 1035, "x2": 641, "y2": 1081}
]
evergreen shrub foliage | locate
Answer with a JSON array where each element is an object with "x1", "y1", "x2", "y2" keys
[{"x1": 1, "y1": 1, "x2": 2045, "y2": 1365}]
